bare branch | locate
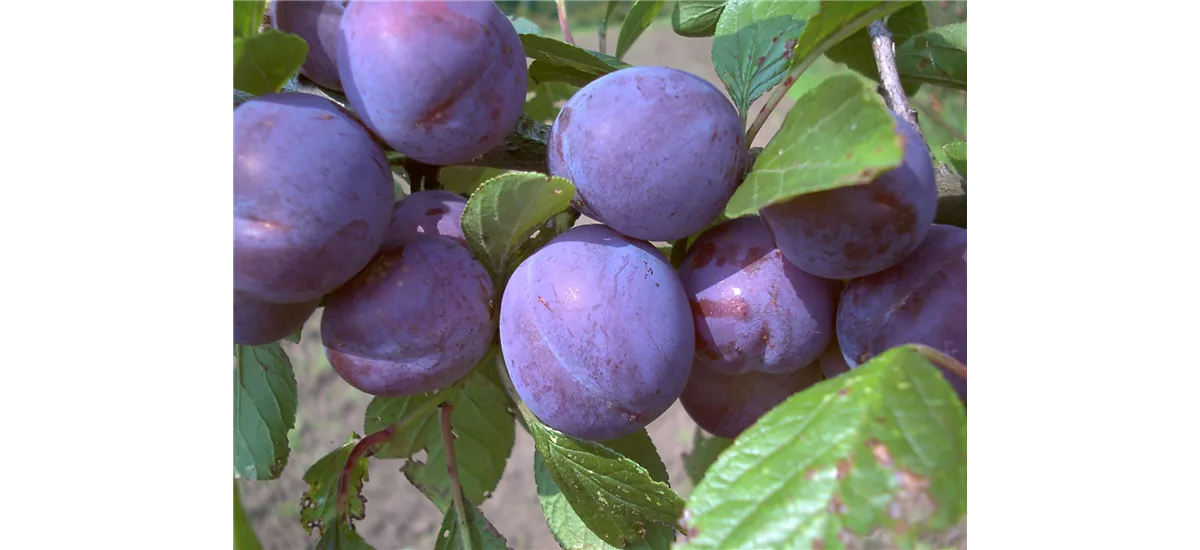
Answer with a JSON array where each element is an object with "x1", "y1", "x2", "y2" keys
[
  {"x1": 868, "y1": 20, "x2": 923, "y2": 141},
  {"x1": 555, "y1": 0, "x2": 576, "y2": 45},
  {"x1": 868, "y1": 19, "x2": 966, "y2": 228}
]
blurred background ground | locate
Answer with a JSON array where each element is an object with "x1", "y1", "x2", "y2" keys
[{"x1": 238, "y1": 5, "x2": 966, "y2": 549}]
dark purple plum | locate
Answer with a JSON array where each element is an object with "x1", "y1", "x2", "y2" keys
[
  {"x1": 270, "y1": 0, "x2": 345, "y2": 91},
  {"x1": 337, "y1": 1, "x2": 527, "y2": 165},
  {"x1": 499, "y1": 224, "x2": 695, "y2": 441},
  {"x1": 234, "y1": 93, "x2": 393, "y2": 304},
  {"x1": 816, "y1": 339, "x2": 852, "y2": 380},
  {"x1": 837, "y1": 224, "x2": 966, "y2": 402},
  {"x1": 384, "y1": 190, "x2": 468, "y2": 247},
  {"x1": 321, "y1": 234, "x2": 496, "y2": 397},
  {"x1": 234, "y1": 292, "x2": 319, "y2": 346},
  {"x1": 681, "y1": 359, "x2": 825, "y2": 439},
  {"x1": 678, "y1": 216, "x2": 839, "y2": 376},
  {"x1": 547, "y1": 66, "x2": 747, "y2": 242},
  {"x1": 759, "y1": 113, "x2": 937, "y2": 280}
]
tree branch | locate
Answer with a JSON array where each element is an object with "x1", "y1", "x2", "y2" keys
[
  {"x1": 867, "y1": 19, "x2": 966, "y2": 228},
  {"x1": 868, "y1": 21, "x2": 922, "y2": 142},
  {"x1": 555, "y1": 0, "x2": 576, "y2": 45},
  {"x1": 441, "y1": 403, "x2": 474, "y2": 549}
]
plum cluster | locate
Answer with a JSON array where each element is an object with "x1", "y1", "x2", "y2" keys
[
  {"x1": 504, "y1": 66, "x2": 965, "y2": 442},
  {"x1": 235, "y1": 1, "x2": 524, "y2": 397},
  {"x1": 234, "y1": 0, "x2": 966, "y2": 444}
]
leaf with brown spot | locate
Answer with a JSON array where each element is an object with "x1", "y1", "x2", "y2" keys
[
  {"x1": 710, "y1": 0, "x2": 820, "y2": 121},
  {"x1": 299, "y1": 433, "x2": 370, "y2": 537},
  {"x1": 680, "y1": 345, "x2": 966, "y2": 549},
  {"x1": 895, "y1": 23, "x2": 967, "y2": 90},
  {"x1": 824, "y1": 2, "x2": 929, "y2": 97}
]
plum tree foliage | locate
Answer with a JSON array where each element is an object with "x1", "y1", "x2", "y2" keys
[{"x1": 233, "y1": 1, "x2": 968, "y2": 549}]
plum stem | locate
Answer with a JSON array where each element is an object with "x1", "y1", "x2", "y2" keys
[
  {"x1": 333, "y1": 426, "x2": 391, "y2": 520},
  {"x1": 402, "y1": 158, "x2": 442, "y2": 192},
  {"x1": 868, "y1": 20, "x2": 925, "y2": 143},
  {"x1": 909, "y1": 344, "x2": 967, "y2": 381},
  {"x1": 441, "y1": 403, "x2": 474, "y2": 548},
  {"x1": 333, "y1": 384, "x2": 462, "y2": 519},
  {"x1": 555, "y1": 0, "x2": 576, "y2": 45}
]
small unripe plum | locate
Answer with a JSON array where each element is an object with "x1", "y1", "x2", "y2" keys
[
  {"x1": 760, "y1": 113, "x2": 937, "y2": 280},
  {"x1": 321, "y1": 234, "x2": 496, "y2": 397},
  {"x1": 234, "y1": 292, "x2": 319, "y2": 346},
  {"x1": 548, "y1": 66, "x2": 747, "y2": 242},
  {"x1": 385, "y1": 190, "x2": 468, "y2": 247},
  {"x1": 234, "y1": 93, "x2": 393, "y2": 304},
  {"x1": 500, "y1": 225, "x2": 695, "y2": 441},
  {"x1": 270, "y1": 0, "x2": 345, "y2": 90},
  {"x1": 678, "y1": 216, "x2": 839, "y2": 375},
  {"x1": 681, "y1": 359, "x2": 825, "y2": 439},
  {"x1": 837, "y1": 224, "x2": 966, "y2": 402},
  {"x1": 337, "y1": 1, "x2": 528, "y2": 165}
]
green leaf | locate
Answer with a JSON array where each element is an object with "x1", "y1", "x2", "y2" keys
[
  {"x1": 943, "y1": 142, "x2": 966, "y2": 181},
  {"x1": 234, "y1": 480, "x2": 263, "y2": 550},
  {"x1": 681, "y1": 346, "x2": 967, "y2": 550},
  {"x1": 521, "y1": 34, "x2": 631, "y2": 87},
  {"x1": 524, "y1": 81, "x2": 578, "y2": 125},
  {"x1": 508, "y1": 15, "x2": 542, "y2": 36},
  {"x1": 233, "y1": 0, "x2": 266, "y2": 39},
  {"x1": 535, "y1": 430, "x2": 676, "y2": 550},
  {"x1": 461, "y1": 172, "x2": 575, "y2": 281},
  {"x1": 616, "y1": 1, "x2": 666, "y2": 61},
  {"x1": 312, "y1": 522, "x2": 376, "y2": 550},
  {"x1": 441, "y1": 166, "x2": 508, "y2": 197},
  {"x1": 402, "y1": 370, "x2": 516, "y2": 511},
  {"x1": 434, "y1": 498, "x2": 509, "y2": 550},
  {"x1": 787, "y1": 1, "x2": 916, "y2": 82},
  {"x1": 284, "y1": 327, "x2": 302, "y2": 344},
  {"x1": 724, "y1": 74, "x2": 905, "y2": 218},
  {"x1": 234, "y1": 343, "x2": 297, "y2": 480},
  {"x1": 527, "y1": 62, "x2": 606, "y2": 89},
  {"x1": 824, "y1": 3, "x2": 928, "y2": 96},
  {"x1": 895, "y1": 23, "x2": 967, "y2": 90},
  {"x1": 672, "y1": 1, "x2": 727, "y2": 38},
  {"x1": 524, "y1": 411, "x2": 685, "y2": 547},
  {"x1": 910, "y1": 85, "x2": 966, "y2": 166},
  {"x1": 363, "y1": 393, "x2": 443, "y2": 460},
  {"x1": 300, "y1": 434, "x2": 370, "y2": 537},
  {"x1": 234, "y1": 29, "x2": 308, "y2": 96},
  {"x1": 682, "y1": 428, "x2": 734, "y2": 487},
  {"x1": 603, "y1": 0, "x2": 622, "y2": 33},
  {"x1": 711, "y1": 0, "x2": 820, "y2": 120}
]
